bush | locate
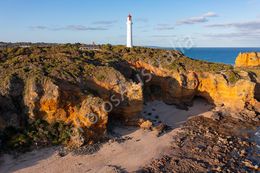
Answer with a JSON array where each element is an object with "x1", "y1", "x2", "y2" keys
[
  {"x1": 0, "y1": 120, "x2": 73, "y2": 153},
  {"x1": 102, "y1": 44, "x2": 113, "y2": 51}
]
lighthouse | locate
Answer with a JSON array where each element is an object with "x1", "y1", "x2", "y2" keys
[{"x1": 126, "y1": 14, "x2": 133, "y2": 48}]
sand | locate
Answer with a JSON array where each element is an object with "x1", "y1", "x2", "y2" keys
[{"x1": 0, "y1": 98, "x2": 213, "y2": 173}]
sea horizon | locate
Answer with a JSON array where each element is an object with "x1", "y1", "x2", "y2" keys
[{"x1": 161, "y1": 47, "x2": 260, "y2": 65}]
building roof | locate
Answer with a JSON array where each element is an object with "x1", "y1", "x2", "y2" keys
[{"x1": 128, "y1": 14, "x2": 132, "y2": 20}]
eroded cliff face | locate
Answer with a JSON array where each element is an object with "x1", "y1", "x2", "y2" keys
[
  {"x1": 197, "y1": 73, "x2": 256, "y2": 109},
  {"x1": 24, "y1": 78, "x2": 108, "y2": 140},
  {"x1": 132, "y1": 60, "x2": 198, "y2": 104},
  {"x1": 235, "y1": 53, "x2": 260, "y2": 106},
  {"x1": 0, "y1": 45, "x2": 259, "y2": 148},
  {"x1": 129, "y1": 60, "x2": 258, "y2": 111},
  {"x1": 83, "y1": 66, "x2": 143, "y2": 123},
  {"x1": 235, "y1": 52, "x2": 260, "y2": 67},
  {"x1": 0, "y1": 69, "x2": 142, "y2": 145}
]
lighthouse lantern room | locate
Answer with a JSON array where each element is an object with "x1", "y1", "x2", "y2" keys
[{"x1": 127, "y1": 14, "x2": 133, "y2": 48}]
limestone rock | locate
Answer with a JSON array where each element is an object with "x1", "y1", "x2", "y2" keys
[
  {"x1": 140, "y1": 120, "x2": 153, "y2": 130},
  {"x1": 0, "y1": 63, "x2": 143, "y2": 144},
  {"x1": 84, "y1": 66, "x2": 143, "y2": 123},
  {"x1": 197, "y1": 73, "x2": 256, "y2": 110},
  {"x1": 130, "y1": 60, "x2": 257, "y2": 111},
  {"x1": 235, "y1": 52, "x2": 260, "y2": 67},
  {"x1": 0, "y1": 45, "x2": 259, "y2": 148},
  {"x1": 23, "y1": 78, "x2": 109, "y2": 142}
]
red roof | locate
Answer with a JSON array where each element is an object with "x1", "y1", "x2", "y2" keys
[{"x1": 128, "y1": 14, "x2": 132, "y2": 20}]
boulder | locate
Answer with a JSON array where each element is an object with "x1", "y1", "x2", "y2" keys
[{"x1": 235, "y1": 52, "x2": 260, "y2": 67}]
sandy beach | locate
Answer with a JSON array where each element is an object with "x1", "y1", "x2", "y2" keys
[{"x1": 0, "y1": 99, "x2": 214, "y2": 173}]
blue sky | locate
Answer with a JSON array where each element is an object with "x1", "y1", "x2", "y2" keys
[{"x1": 0, "y1": 0, "x2": 260, "y2": 47}]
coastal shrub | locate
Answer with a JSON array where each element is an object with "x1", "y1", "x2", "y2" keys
[
  {"x1": 102, "y1": 44, "x2": 113, "y2": 51},
  {"x1": 95, "y1": 73, "x2": 106, "y2": 81},
  {"x1": 223, "y1": 70, "x2": 241, "y2": 84},
  {"x1": 0, "y1": 120, "x2": 73, "y2": 153}
]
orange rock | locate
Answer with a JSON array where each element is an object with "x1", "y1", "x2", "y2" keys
[
  {"x1": 24, "y1": 78, "x2": 108, "y2": 142},
  {"x1": 129, "y1": 60, "x2": 257, "y2": 111},
  {"x1": 235, "y1": 52, "x2": 260, "y2": 67},
  {"x1": 197, "y1": 73, "x2": 256, "y2": 110},
  {"x1": 140, "y1": 120, "x2": 153, "y2": 130},
  {"x1": 86, "y1": 66, "x2": 143, "y2": 122},
  {"x1": 23, "y1": 70, "x2": 144, "y2": 142}
]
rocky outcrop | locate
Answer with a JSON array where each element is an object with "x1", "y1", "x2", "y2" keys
[
  {"x1": 23, "y1": 77, "x2": 108, "y2": 143},
  {"x1": 142, "y1": 113, "x2": 260, "y2": 173},
  {"x1": 197, "y1": 73, "x2": 256, "y2": 109},
  {"x1": 0, "y1": 64, "x2": 143, "y2": 143},
  {"x1": 83, "y1": 66, "x2": 143, "y2": 123},
  {"x1": 0, "y1": 45, "x2": 259, "y2": 148},
  {"x1": 129, "y1": 60, "x2": 258, "y2": 111},
  {"x1": 129, "y1": 60, "x2": 199, "y2": 104},
  {"x1": 22, "y1": 69, "x2": 143, "y2": 142},
  {"x1": 235, "y1": 52, "x2": 260, "y2": 67}
]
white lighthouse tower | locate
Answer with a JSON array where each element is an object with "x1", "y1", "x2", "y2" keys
[{"x1": 126, "y1": 14, "x2": 133, "y2": 48}]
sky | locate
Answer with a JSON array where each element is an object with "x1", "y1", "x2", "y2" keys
[{"x1": 0, "y1": 0, "x2": 260, "y2": 47}]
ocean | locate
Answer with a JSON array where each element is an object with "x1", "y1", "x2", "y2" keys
[{"x1": 167, "y1": 47, "x2": 260, "y2": 65}]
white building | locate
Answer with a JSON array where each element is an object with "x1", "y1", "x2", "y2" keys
[{"x1": 126, "y1": 14, "x2": 133, "y2": 48}]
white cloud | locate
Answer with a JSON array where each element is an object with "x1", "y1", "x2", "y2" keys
[
  {"x1": 155, "y1": 24, "x2": 175, "y2": 30},
  {"x1": 203, "y1": 12, "x2": 218, "y2": 17},
  {"x1": 177, "y1": 12, "x2": 218, "y2": 25},
  {"x1": 30, "y1": 25, "x2": 109, "y2": 31},
  {"x1": 206, "y1": 20, "x2": 260, "y2": 31},
  {"x1": 92, "y1": 20, "x2": 117, "y2": 25},
  {"x1": 205, "y1": 31, "x2": 260, "y2": 39},
  {"x1": 204, "y1": 19, "x2": 260, "y2": 43}
]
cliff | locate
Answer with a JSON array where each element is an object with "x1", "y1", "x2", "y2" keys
[
  {"x1": 235, "y1": 52, "x2": 260, "y2": 109},
  {"x1": 129, "y1": 59, "x2": 257, "y2": 111},
  {"x1": 235, "y1": 52, "x2": 260, "y2": 67},
  {"x1": 0, "y1": 45, "x2": 259, "y2": 149}
]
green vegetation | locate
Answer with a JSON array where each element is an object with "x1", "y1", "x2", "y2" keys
[
  {"x1": 0, "y1": 120, "x2": 72, "y2": 153},
  {"x1": 0, "y1": 45, "x2": 236, "y2": 88},
  {"x1": 0, "y1": 44, "x2": 250, "y2": 152},
  {"x1": 223, "y1": 70, "x2": 241, "y2": 84}
]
